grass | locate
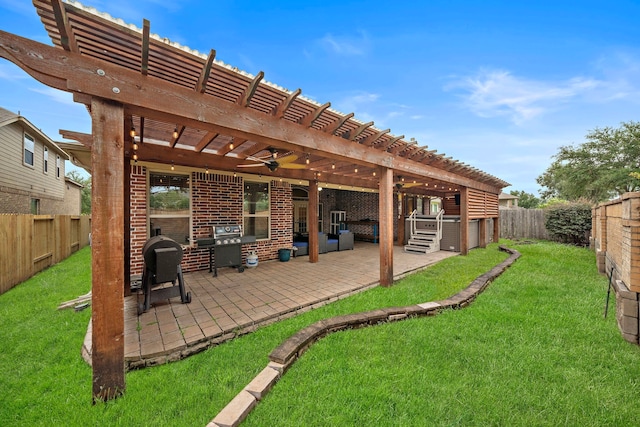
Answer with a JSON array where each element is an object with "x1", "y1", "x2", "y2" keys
[{"x1": 1, "y1": 241, "x2": 639, "y2": 425}]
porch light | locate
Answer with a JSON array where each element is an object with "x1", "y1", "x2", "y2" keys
[{"x1": 173, "y1": 126, "x2": 179, "y2": 139}]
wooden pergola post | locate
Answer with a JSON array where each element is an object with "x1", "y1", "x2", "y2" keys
[
  {"x1": 493, "y1": 216, "x2": 500, "y2": 243},
  {"x1": 459, "y1": 187, "x2": 469, "y2": 255},
  {"x1": 308, "y1": 180, "x2": 319, "y2": 263},
  {"x1": 91, "y1": 99, "x2": 125, "y2": 402},
  {"x1": 479, "y1": 218, "x2": 487, "y2": 248},
  {"x1": 379, "y1": 167, "x2": 394, "y2": 286}
]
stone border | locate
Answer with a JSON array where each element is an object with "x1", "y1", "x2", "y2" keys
[{"x1": 208, "y1": 246, "x2": 520, "y2": 427}]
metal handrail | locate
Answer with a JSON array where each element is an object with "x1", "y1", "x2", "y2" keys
[{"x1": 407, "y1": 209, "x2": 444, "y2": 241}]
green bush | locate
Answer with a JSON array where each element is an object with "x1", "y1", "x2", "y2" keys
[{"x1": 544, "y1": 201, "x2": 592, "y2": 245}]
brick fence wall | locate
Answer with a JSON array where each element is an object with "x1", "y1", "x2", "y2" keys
[{"x1": 592, "y1": 192, "x2": 640, "y2": 344}]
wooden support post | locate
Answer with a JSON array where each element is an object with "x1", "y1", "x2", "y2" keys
[
  {"x1": 91, "y1": 99, "x2": 125, "y2": 402},
  {"x1": 460, "y1": 187, "x2": 469, "y2": 255},
  {"x1": 479, "y1": 218, "x2": 487, "y2": 248},
  {"x1": 308, "y1": 180, "x2": 319, "y2": 263},
  {"x1": 493, "y1": 216, "x2": 500, "y2": 243},
  {"x1": 379, "y1": 168, "x2": 394, "y2": 286},
  {"x1": 396, "y1": 192, "x2": 405, "y2": 246}
]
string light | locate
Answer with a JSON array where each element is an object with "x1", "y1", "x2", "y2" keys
[
  {"x1": 354, "y1": 167, "x2": 358, "y2": 173},
  {"x1": 205, "y1": 165, "x2": 209, "y2": 174},
  {"x1": 170, "y1": 161, "x2": 175, "y2": 171},
  {"x1": 332, "y1": 163, "x2": 335, "y2": 169},
  {"x1": 129, "y1": 126, "x2": 135, "y2": 138},
  {"x1": 173, "y1": 126, "x2": 179, "y2": 139},
  {"x1": 305, "y1": 155, "x2": 310, "y2": 165},
  {"x1": 132, "y1": 142, "x2": 138, "y2": 151},
  {"x1": 229, "y1": 142, "x2": 234, "y2": 150}
]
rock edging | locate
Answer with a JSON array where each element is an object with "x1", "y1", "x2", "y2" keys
[{"x1": 208, "y1": 245, "x2": 520, "y2": 427}]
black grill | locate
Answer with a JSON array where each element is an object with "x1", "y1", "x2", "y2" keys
[
  {"x1": 138, "y1": 235, "x2": 191, "y2": 314},
  {"x1": 197, "y1": 225, "x2": 256, "y2": 276}
]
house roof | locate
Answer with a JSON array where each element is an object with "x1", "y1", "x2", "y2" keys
[
  {"x1": 499, "y1": 192, "x2": 519, "y2": 200},
  {"x1": 25, "y1": 0, "x2": 509, "y2": 194},
  {"x1": 0, "y1": 106, "x2": 69, "y2": 158}
]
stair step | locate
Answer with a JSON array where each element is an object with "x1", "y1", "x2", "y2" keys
[
  {"x1": 408, "y1": 238, "x2": 435, "y2": 246},
  {"x1": 413, "y1": 229, "x2": 438, "y2": 235}
]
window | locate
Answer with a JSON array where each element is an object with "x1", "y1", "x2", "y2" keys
[
  {"x1": 148, "y1": 172, "x2": 191, "y2": 244},
  {"x1": 243, "y1": 181, "x2": 270, "y2": 239},
  {"x1": 430, "y1": 198, "x2": 442, "y2": 215},
  {"x1": 56, "y1": 155, "x2": 61, "y2": 178},
  {"x1": 24, "y1": 134, "x2": 34, "y2": 167},
  {"x1": 30, "y1": 198, "x2": 40, "y2": 215},
  {"x1": 43, "y1": 147, "x2": 48, "y2": 173}
]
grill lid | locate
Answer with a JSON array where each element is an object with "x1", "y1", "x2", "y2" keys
[{"x1": 142, "y1": 235, "x2": 183, "y2": 271}]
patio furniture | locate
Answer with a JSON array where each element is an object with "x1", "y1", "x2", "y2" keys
[
  {"x1": 292, "y1": 232, "x2": 329, "y2": 255},
  {"x1": 139, "y1": 235, "x2": 191, "y2": 314},
  {"x1": 337, "y1": 229, "x2": 354, "y2": 250}
]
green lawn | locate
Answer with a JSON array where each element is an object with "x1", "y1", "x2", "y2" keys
[{"x1": 1, "y1": 241, "x2": 639, "y2": 426}]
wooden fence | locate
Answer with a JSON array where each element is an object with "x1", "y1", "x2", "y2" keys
[
  {"x1": 0, "y1": 214, "x2": 91, "y2": 295},
  {"x1": 499, "y1": 208, "x2": 549, "y2": 240}
]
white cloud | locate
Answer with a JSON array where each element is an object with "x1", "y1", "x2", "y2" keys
[
  {"x1": 447, "y1": 69, "x2": 602, "y2": 125},
  {"x1": 318, "y1": 30, "x2": 370, "y2": 56},
  {"x1": 29, "y1": 87, "x2": 76, "y2": 106}
]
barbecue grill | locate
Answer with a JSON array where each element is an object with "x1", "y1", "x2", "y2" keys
[
  {"x1": 138, "y1": 235, "x2": 191, "y2": 314},
  {"x1": 197, "y1": 225, "x2": 256, "y2": 276}
]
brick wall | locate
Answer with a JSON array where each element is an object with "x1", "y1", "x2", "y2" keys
[
  {"x1": 129, "y1": 167, "x2": 293, "y2": 275},
  {"x1": 593, "y1": 192, "x2": 640, "y2": 344}
]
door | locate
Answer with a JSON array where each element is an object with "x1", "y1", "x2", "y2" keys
[{"x1": 293, "y1": 201, "x2": 308, "y2": 234}]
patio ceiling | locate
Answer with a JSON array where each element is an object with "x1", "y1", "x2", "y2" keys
[{"x1": 33, "y1": 0, "x2": 509, "y2": 194}]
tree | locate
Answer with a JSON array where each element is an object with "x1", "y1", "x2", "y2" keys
[
  {"x1": 509, "y1": 190, "x2": 540, "y2": 209},
  {"x1": 537, "y1": 121, "x2": 640, "y2": 203},
  {"x1": 66, "y1": 170, "x2": 91, "y2": 214}
]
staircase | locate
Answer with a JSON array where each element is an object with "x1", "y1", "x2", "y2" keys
[{"x1": 404, "y1": 209, "x2": 444, "y2": 254}]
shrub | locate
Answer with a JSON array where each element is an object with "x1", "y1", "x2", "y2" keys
[{"x1": 544, "y1": 201, "x2": 592, "y2": 246}]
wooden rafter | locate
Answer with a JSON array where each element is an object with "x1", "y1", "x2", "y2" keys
[
  {"x1": 51, "y1": 0, "x2": 78, "y2": 52},
  {"x1": 378, "y1": 135, "x2": 404, "y2": 151},
  {"x1": 360, "y1": 128, "x2": 390, "y2": 147},
  {"x1": 346, "y1": 121, "x2": 374, "y2": 141},
  {"x1": 195, "y1": 49, "x2": 216, "y2": 93},
  {"x1": 299, "y1": 102, "x2": 330, "y2": 128},
  {"x1": 217, "y1": 137, "x2": 246, "y2": 155},
  {"x1": 140, "y1": 19, "x2": 150, "y2": 76},
  {"x1": 273, "y1": 88, "x2": 301, "y2": 119},
  {"x1": 170, "y1": 125, "x2": 185, "y2": 148},
  {"x1": 194, "y1": 131, "x2": 218, "y2": 152},
  {"x1": 238, "y1": 71, "x2": 264, "y2": 107},
  {"x1": 323, "y1": 112, "x2": 354, "y2": 135}
]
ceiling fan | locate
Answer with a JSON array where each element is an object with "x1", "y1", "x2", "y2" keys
[
  {"x1": 237, "y1": 147, "x2": 306, "y2": 172},
  {"x1": 395, "y1": 176, "x2": 422, "y2": 189}
]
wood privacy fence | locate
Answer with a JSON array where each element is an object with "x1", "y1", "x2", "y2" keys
[
  {"x1": 0, "y1": 214, "x2": 91, "y2": 295},
  {"x1": 499, "y1": 208, "x2": 549, "y2": 240}
]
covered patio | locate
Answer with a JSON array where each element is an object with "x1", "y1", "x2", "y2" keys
[
  {"x1": 82, "y1": 243, "x2": 458, "y2": 369},
  {"x1": 1, "y1": 1, "x2": 509, "y2": 401}
]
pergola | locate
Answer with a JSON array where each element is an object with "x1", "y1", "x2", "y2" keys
[{"x1": 1, "y1": 0, "x2": 509, "y2": 401}]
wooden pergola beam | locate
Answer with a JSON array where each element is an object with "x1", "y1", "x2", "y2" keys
[
  {"x1": 323, "y1": 112, "x2": 354, "y2": 135},
  {"x1": 360, "y1": 128, "x2": 390, "y2": 147},
  {"x1": 346, "y1": 121, "x2": 374, "y2": 141},
  {"x1": 272, "y1": 88, "x2": 301, "y2": 119},
  {"x1": 141, "y1": 19, "x2": 150, "y2": 76},
  {"x1": 194, "y1": 131, "x2": 218, "y2": 152},
  {"x1": 195, "y1": 49, "x2": 216, "y2": 93},
  {"x1": 238, "y1": 71, "x2": 264, "y2": 107},
  {"x1": 300, "y1": 102, "x2": 330, "y2": 128},
  {"x1": 51, "y1": 0, "x2": 78, "y2": 52}
]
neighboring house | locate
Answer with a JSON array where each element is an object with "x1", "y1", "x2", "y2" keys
[
  {"x1": 0, "y1": 106, "x2": 76, "y2": 215},
  {"x1": 499, "y1": 192, "x2": 519, "y2": 209}
]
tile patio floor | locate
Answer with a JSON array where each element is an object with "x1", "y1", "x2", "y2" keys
[{"x1": 82, "y1": 243, "x2": 458, "y2": 369}]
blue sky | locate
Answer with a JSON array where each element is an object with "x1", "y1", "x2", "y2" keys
[{"x1": 1, "y1": 0, "x2": 639, "y2": 195}]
